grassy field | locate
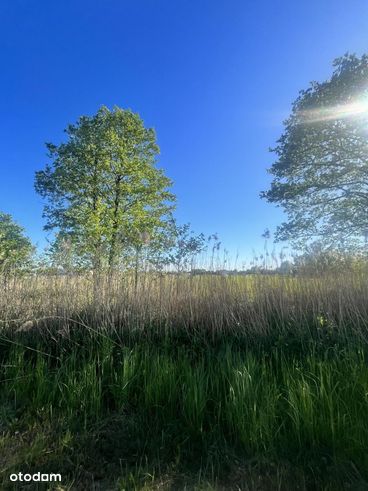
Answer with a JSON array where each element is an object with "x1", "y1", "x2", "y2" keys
[{"x1": 1, "y1": 273, "x2": 368, "y2": 490}]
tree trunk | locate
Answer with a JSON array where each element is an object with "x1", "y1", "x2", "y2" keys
[
  {"x1": 109, "y1": 175, "x2": 122, "y2": 272},
  {"x1": 134, "y1": 246, "x2": 141, "y2": 293}
]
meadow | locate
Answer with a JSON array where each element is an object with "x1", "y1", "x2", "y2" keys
[{"x1": 1, "y1": 272, "x2": 368, "y2": 490}]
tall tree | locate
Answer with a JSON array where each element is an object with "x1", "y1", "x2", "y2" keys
[
  {"x1": 35, "y1": 106, "x2": 175, "y2": 270},
  {"x1": 261, "y1": 53, "x2": 368, "y2": 249},
  {"x1": 0, "y1": 212, "x2": 34, "y2": 272}
]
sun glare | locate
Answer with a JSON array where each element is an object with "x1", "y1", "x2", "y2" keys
[{"x1": 301, "y1": 95, "x2": 368, "y2": 123}]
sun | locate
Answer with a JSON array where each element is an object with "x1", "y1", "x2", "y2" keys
[{"x1": 301, "y1": 94, "x2": 368, "y2": 123}]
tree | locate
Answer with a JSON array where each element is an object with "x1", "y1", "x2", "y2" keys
[
  {"x1": 0, "y1": 212, "x2": 34, "y2": 272},
  {"x1": 261, "y1": 53, "x2": 368, "y2": 249},
  {"x1": 45, "y1": 232, "x2": 87, "y2": 273},
  {"x1": 35, "y1": 106, "x2": 175, "y2": 271},
  {"x1": 120, "y1": 221, "x2": 175, "y2": 288},
  {"x1": 292, "y1": 241, "x2": 366, "y2": 275},
  {"x1": 168, "y1": 223, "x2": 206, "y2": 273}
]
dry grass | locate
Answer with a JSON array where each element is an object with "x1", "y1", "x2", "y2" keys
[{"x1": 1, "y1": 271, "x2": 368, "y2": 343}]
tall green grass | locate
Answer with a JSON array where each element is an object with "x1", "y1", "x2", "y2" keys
[{"x1": 1, "y1": 336, "x2": 368, "y2": 488}]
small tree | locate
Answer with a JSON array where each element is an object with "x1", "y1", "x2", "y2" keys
[
  {"x1": 0, "y1": 212, "x2": 34, "y2": 273},
  {"x1": 168, "y1": 223, "x2": 206, "y2": 273}
]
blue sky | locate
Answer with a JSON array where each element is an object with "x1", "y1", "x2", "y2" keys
[{"x1": 1, "y1": 0, "x2": 368, "y2": 263}]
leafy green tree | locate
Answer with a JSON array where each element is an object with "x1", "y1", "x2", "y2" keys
[
  {"x1": 35, "y1": 106, "x2": 175, "y2": 271},
  {"x1": 0, "y1": 212, "x2": 34, "y2": 272},
  {"x1": 262, "y1": 54, "x2": 368, "y2": 249}
]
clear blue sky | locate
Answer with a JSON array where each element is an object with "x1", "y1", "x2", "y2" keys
[{"x1": 1, "y1": 0, "x2": 368, "y2": 263}]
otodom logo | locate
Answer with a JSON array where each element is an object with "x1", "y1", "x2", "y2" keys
[{"x1": 10, "y1": 472, "x2": 61, "y2": 482}]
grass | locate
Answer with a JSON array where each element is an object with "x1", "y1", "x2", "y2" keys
[{"x1": 1, "y1": 272, "x2": 368, "y2": 489}]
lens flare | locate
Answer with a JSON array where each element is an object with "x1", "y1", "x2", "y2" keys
[{"x1": 301, "y1": 95, "x2": 368, "y2": 123}]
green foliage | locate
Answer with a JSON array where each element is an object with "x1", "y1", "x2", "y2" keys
[
  {"x1": 262, "y1": 53, "x2": 368, "y2": 249},
  {"x1": 43, "y1": 232, "x2": 87, "y2": 272},
  {"x1": 129, "y1": 221, "x2": 208, "y2": 274},
  {"x1": 0, "y1": 212, "x2": 34, "y2": 272},
  {"x1": 293, "y1": 241, "x2": 368, "y2": 275},
  {"x1": 35, "y1": 106, "x2": 176, "y2": 270}
]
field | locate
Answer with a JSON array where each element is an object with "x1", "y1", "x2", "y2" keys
[{"x1": 1, "y1": 272, "x2": 368, "y2": 490}]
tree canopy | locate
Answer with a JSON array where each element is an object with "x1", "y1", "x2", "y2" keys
[
  {"x1": 35, "y1": 106, "x2": 176, "y2": 270},
  {"x1": 0, "y1": 212, "x2": 34, "y2": 271},
  {"x1": 262, "y1": 53, "x2": 368, "y2": 250}
]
